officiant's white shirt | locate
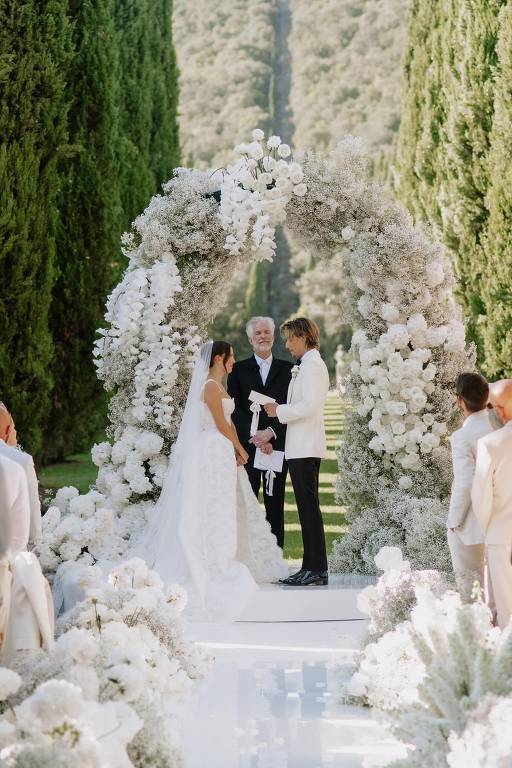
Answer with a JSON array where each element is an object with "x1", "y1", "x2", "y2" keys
[
  {"x1": 0, "y1": 441, "x2": 41, "y2": 543},
  {"x1": 0, "y1": 454, "x2": 30, "y2": 557},
  {"x1": 276, "y1": 349, "x2": 329, "y2": 459},
  {"x1": 254, "y1": 353, "x2": 273, "y2": 385}
]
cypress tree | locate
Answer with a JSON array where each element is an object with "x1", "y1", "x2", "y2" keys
[
  {"x1": 45, "y1": 0, "x2": 180, "y2": 461},
  {"x1": 114, "y1": 0, "x2": 180, "y2": 223},
  {"x1": 481, "y1": 4, "x2": 512, "y2": 377},
  {"x1": 439, "y1": 0, "x2": 501, "y2": 360},
  {"x1": 44, "y1": 0, "x2": 122, "y2": 462},
  {"x1": 0, "y1": 1, "x2": 71, "y2": 461},
  {"x1": 397, "y1": 1, "x2": 504, "y2": 369}
]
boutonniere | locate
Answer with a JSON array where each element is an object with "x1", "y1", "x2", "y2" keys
[{"x1": 291, "y1": 365, "x2": 300, "y2": 379}]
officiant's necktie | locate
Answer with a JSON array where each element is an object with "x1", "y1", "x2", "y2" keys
[{"x1": 259, "y1": 359, "x2": 270, "y2": 385}]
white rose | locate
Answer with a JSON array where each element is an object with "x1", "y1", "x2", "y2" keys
[
  {"x1": 267, "y1": 135, "x2": 281, "y2": 149},
  {"x1": 277, "y1": 143, "x2": 291, "y2": 158},
  {"x1": 342, "y1": 226, "x2": 355, "y2": 242},
  {"x1": 398, "y1": 475, "x2": 413, "y2": 490},
  {"x1": 374, "y1": 546, "x2": 410, "y2": 573},
  {"x1": 252, "y1": 128, "x2": 265, "y2": 141},
  {"x1": 380, "y1": 303, "x2": 400, "y2": 323},
  {"x1": 0, "y1": 669, "x2": 22, "y2": 701},
  {"x1": 293, "y1": 183, "x2": 307, "y2": 197},
  {"x1": 425, "y1": 261, "x2": 445, "y2": 287}
]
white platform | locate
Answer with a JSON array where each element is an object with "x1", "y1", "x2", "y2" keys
[{"x1": 239, "y1": 582, "x2": 366, "y2": 623}]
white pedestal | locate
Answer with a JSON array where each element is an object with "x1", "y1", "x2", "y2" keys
[{"x1": 238, "y1": 581, "x2": 366, "y2": 623}]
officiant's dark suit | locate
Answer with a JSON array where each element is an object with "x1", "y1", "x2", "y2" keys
[{"x1": 228, "y1": 356, "x2": 293, "y2": 548}]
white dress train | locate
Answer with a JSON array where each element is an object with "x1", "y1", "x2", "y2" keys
[{"x1": 143, "y1": 394, "x2": 288, "y2": 623}]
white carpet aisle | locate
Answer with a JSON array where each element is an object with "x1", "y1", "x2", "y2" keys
[{"x1": 179, "y1": 587, "x2": 405, "y2": 768}]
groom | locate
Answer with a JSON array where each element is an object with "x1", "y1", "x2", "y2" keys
[
  {"x1": 228, "y1": 317, "x2": 293, "y2": 548},
  {"x1": 264, "y1": 318, "x2": 330, "y2": 586}
]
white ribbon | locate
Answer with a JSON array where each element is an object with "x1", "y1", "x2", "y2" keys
[
  {"x1": 250, "y1": 402, "x2": 261, "y2": 437},
  {"x1": 265, "y1": 469, "x2": 276, "y2": 497}
]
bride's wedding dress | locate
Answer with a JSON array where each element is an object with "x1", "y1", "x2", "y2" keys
[{"x1": 137, "y1": 344, "x2": 288, "y2": 623}]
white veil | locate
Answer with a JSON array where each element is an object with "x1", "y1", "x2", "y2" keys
[{"x1": 135, "y1": 341, "x2": 213, "y2": 604}]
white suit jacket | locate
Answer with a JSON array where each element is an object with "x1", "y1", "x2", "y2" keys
[
  {"x1": 1, "y1": 552, "x2": 55, "y2": 661},
  {"x1": 0, "y1": 441, "x2": 41, "y2": 543},
  {"x1": 471, "y1": 420, "x2": 512, "y2": 545},
  {"x1": 447, "y1": 410, "x2": 496, "y2": 545},
  {"x1": 0, "y1": 455, "x2": 30, "y2": 556},
  {"x1": 276, "y1": 349, "x2": 329, "y2": 459}
]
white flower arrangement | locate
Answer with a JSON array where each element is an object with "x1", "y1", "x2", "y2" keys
[
  {"x1": 0, "y1": 674, "x2": 141, "y2": 768},
  {"x1": 356, "y1": 547, "x2": 448, "y2": 642},
  {"x1": 346, "y1": 548, "x2": 512, "y2": 767},
  {"x1": 3, "y1": 560, "x2": 210, "y2": 768},
  {"x1": 220, "y1": 129, "x2": 306, "y2": 262}
]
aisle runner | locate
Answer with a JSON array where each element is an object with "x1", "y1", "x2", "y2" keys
[{"x1": 179, "y1": 619, "x2": 405, "y2": 768}]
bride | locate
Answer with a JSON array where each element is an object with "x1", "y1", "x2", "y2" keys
[{"x1": 137, "y1": 340, "x2": 288, "y2": 622}]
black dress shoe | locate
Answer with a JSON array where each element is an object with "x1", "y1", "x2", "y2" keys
[
  {"x1": 284, "y1": 570, "x2": 328, "y2": 587},
  {"x1": 279, "y1": 568, "x2": 305, "y2": 585}
]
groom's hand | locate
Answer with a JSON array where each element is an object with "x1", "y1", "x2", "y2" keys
[{"x1": 264, "y1": 403, "x2": 278, "y2": 417}]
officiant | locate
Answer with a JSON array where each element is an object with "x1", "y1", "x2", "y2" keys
[{"x1": 228, "y1": 317, "x2": 292, "y2": 548}]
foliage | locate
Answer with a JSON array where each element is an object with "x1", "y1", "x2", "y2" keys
[
  {"x1": 0, "y1": 0, "x2": 72, "y2": 460},
  {"x1": 0, "y1": 0, "x2": 180, "y2": 463},
  {"x1": 173, "y1": 0, "x2": 276, "y2": 169},
  {"x1": 397, "y1": 0, "x2": 512, "y2": 378}
]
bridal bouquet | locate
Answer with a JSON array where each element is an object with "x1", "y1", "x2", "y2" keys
[{"x1": 220, "y1": 128, "x2": 306, "y2": 262}]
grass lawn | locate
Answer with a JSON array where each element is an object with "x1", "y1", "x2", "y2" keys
[
  {"x1": 39, "y1": 393, "x2": 347, "y2": 562},
  {"x1": 39, "y1": 450, "x2": 98, "y2": 500}
]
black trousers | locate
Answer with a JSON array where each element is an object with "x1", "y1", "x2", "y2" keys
[
  {"x1": 246, "y1": 461, "x2": 287, "y2": 549},
  {"x1": 288, "y1": 457, "x2": 327, "y2": 572}
]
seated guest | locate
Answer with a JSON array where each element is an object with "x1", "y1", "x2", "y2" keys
[
  {"x1": 0, "y1": 404, "x2": 41, "y2": 544},
  {"x1": 472, "y1": 379, "x2": 512, "y2": 629},
  {"x1": 0, "y1": 453, "x2": 53, "y2": 659},
  {"x1": 447, "y1": 372, "x2": 496, "y2": 601}
]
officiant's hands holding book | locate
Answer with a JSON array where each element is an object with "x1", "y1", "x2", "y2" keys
[{"x1": 250, "y1": 428, "x2": 275, "y2": 448}]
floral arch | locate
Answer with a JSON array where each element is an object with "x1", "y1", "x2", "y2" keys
[{"x1": 41, "y1": 132, "x2": 472, "y2": 576}]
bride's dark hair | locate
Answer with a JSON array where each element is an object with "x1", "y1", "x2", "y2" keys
[{"x1": 210, "y1": 340, "x2": 232, "y2": 369}]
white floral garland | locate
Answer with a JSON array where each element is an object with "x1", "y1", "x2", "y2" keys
[{"x1": 348, "y1": 547, "x2": 512, "y2": 768}]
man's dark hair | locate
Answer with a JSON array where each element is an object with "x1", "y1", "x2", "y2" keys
[{"x1": 455, "y1": 372, "x2": 489, "y2": 413}]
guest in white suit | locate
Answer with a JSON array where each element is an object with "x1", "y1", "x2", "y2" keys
[
  {"x1": 0, "y1": 405, "x2": 41, "y2": 544},
  {"x1": 0, "y1": 455, "x2": 30, "y2": 557},
  {"x1": 264, "y1": 318, "x2": 330, "y2": 586},
  {"x1": 0, "y1": 453, "x2": 54, "y2": 658},
  {"x1": 447, "y1": 372, "x2": 496, "y2": 601},
  {"x1": 472, "y1": 379, "x2": 512, "y2": 629}
]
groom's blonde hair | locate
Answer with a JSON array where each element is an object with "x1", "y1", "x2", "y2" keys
[{"x1": 280, "y1": 317, "x2": 320, "y2": 349}]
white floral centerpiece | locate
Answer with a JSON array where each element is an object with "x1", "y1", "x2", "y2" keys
[
  {"x1": 220, "y1": 128, "x2": 306, "y2": 262},
  {"x1": 4, "y1": 560, "x2": 210, "y2": 768},
  {"x1": 0, "y1": 671, "x2": 141, "y2": 768}
]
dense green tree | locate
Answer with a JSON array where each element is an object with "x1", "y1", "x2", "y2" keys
[
  {"x1": 44, "y1": 0, "x2": 122, "y2": 462},
  {"x1": 114, "y1": 0, "x2": 180, "y2": 223},
  {"x1": 0, "y1": 1, "x2": 71, "y2": 461},
  {"x1": 481, "y1": 4, "x2": 512, "y2": 377},
  {"x1": 397, "y1": 0, "x2": 507, "y2": 372}
]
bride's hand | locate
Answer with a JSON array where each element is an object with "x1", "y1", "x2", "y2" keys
[{"x1": 236, "y1": 447, "x2": 249, "y2": 465}]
